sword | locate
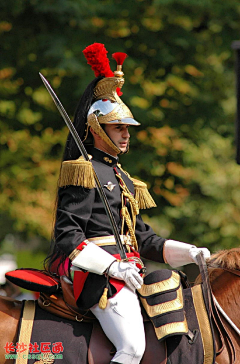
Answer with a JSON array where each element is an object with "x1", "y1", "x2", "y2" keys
[{"x1": 39, "y1": 73, "x2": 127, "y2": 261}]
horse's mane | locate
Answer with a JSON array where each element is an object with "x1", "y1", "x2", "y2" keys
[
  {"x1": 207, "y1": 248, "x2": 240, "y2": 270},
  {"x1": 194, "y1": 247, "x2": 240, "y2": 285}
]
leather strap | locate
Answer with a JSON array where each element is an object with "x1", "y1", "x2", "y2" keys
[
  {"x1": 201, "y1": 259, "x2": 237, "y2": 363},
  {"x1": 212, "y1": 293, "x2": 236, "y2": 363},
  {"x1": 196, "y1": 253, "x2": 216, "y2": 364},
  {"x1": 38, "y1": 292, "x2": 95, "y2": 322},
  {"x1": 208, "y1": 265, "x2": 240, "y2": 278},
  {"x1": 15, "y1": 300, "x2": 35, "y2": 364},
  {"x1": 220, "y1": 268, "x2": 240, "y2": 277},
  {"x1": 196, "y1": 253, "x2": 212, "y2": 313}
]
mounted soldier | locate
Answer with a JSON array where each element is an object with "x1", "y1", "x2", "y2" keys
[{"x1": 45, "y1": 43, "x2": 210, "y2": 364}]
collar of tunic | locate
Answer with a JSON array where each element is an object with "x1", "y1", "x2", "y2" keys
[{"x1": 87, "y1": 146, "x2": 119, "y2": 167}]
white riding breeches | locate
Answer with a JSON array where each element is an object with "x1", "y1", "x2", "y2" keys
[{"x1": 90, "y1": 285, "x2": 146, "y2": 364}]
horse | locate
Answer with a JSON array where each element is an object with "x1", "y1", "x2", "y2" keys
[
  {"x1": 203, "y1": 248, "x2": 240, "y2": 363},
  {"x1": 0, "y1": 247, "x2": 240, "y2": 364}
]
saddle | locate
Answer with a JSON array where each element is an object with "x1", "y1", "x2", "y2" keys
[
  {"x1": 38, "y1": 276, "x2": 167, "y2": 364},
  {"x1": 6, "y1": 259, "x2": 217, "y2": 364},
  {"x1": 38, "y1": 276, "x2": 96, "y2": 323},
  {"x1": 6, "y1": 269, "x2": 166, "y2": 363}
]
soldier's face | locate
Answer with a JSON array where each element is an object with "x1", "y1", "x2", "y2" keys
[{"x1": 104, "y1": 124, "x2": 130, "y2": 154}]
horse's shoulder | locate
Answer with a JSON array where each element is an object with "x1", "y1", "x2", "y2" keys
[{"x1": 0, "y1": 296, "x2": 23, "y2": 319}]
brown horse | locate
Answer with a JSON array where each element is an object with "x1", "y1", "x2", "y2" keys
[
  {"x1": 205, "y1": 248, "x2": 240, "y2": 363},
  {"x1": 0, "y1": 247, "x2": 240, "y2": 364}
]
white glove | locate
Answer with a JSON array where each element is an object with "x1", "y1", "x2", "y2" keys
[
  {"x1": 164, "y1": 240, "x2": 211, "y2": 268},
  {"x1": 72, "y1": 242, "x2": 116, "y2": 275},
  {"x1": 108, "y1": 261, "x2": 143, "y2": 291},
  {"x1": 189, "y1": 247, "x2": 211, "y2": 264}
]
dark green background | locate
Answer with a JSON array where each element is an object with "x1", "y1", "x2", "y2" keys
[{"x1": 1, "y1": 0, "x2": 240, "y2": 268}]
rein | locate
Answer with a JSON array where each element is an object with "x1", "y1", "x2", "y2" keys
[
  {"x1": 221, "y1": 268, "x2": 240, "y2": 277},
  {"x1": 213, "y1": 295, "x2": 240, "y2": 336},
  {"x1": 209, "y1": 265, "x2": 240, "y2": 336},
  {"x1": 207, "y1": 264, "x2": 240, "y2": 363},
  {"x1": 207, "y1": 264, "x2": 240, "y2": 277}
]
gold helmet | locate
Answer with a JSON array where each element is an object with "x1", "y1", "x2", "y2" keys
[{"x1": 83, "y1": 43, "x2": 140, "y2": 154}]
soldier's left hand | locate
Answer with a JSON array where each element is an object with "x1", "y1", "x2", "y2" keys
[{"x1": 189, "y1": 247, "x2": 211, "y2": 264}]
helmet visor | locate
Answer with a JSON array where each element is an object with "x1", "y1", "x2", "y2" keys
[
  {"x1": 88, "y1": 100, "x2": 140, "y2": 126},
  {"x1": 105, "y1": 117, "x2": 140, "y2": 125}
]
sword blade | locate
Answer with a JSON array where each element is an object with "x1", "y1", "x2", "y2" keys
[
  {"x1": 39, "y1": 73, "x2": 89, "y2": 161},
  {"x1": 39, "y1": 73, "x2": 127, "y2": 260}
]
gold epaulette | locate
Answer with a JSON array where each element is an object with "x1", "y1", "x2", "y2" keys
[
  {"x1": 131, "y1": 178, "x2": 157, "y2": 210},
  {"x1": 58, "y1": 156, "x2": 96, "y2": 189}
]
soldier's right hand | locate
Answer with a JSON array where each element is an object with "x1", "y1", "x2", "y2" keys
[{"x1": 108, "y1": 261, "x2": 143, "y2": 291}]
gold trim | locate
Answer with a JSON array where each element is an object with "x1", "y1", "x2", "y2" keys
[
  {"x1": 191, "y1": 284, "x2": 214, "y2": 364},
  {"x1": 69, "y1": 236, "x2": 133, "y2": 260},
  {"x1": 88, "y1": 235, "x2": 131, "y2": 245},
  {"x1": 162, "y1": 242, "x2": 168, "y2": 264},
  {"x1": 94, "y1": 77, "x2": 124, "y2": 103},
  {"x1": 69, "y1": 248, "x2": 80, "y2": 261},
  {"x1": 131, "y1": 178, "x2": 157, "y2": 209},
  {"x1": 88, "y1": 113, "x2": 120, "y2": 154},
  {"x1": 154, "y1": 317, "x2": 188, "y2": 341},
  {"x1": 93, "y1": 241, "x2": 118, "y2": 247},
  {"x1": 58, "y1": 156, "x2": 95, "y2": 189},
  {"x1": 97, "y1": 103, "x2": 133, "y2": 124},
  {"x1": 89, "y1": 235, "x2": 117, "y2": 242},
  {"x1": 15, "y1": 300, "x2": 36, "y2": 364},
  {"x1": 103, "y1": 157, "x2": 112, "y2": 163},
  {"x1": 140, "y1": 286, "x2": 184, "y2": 317},
  {"x1": 138, "y1": 271, "x2": 180, "y2": 297}
]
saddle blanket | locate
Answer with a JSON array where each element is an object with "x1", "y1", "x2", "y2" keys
[{"x1": 14, "y1": 301, "x2": 92, "y2": 364}]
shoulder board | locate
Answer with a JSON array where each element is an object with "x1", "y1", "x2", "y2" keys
[{"x1": 58, "y1": 155, "x2": 95, "y2": 189}]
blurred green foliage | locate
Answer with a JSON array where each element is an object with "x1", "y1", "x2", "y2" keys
[{"x1": 1, "y1": 0, "x2": 240, "y2": 259}]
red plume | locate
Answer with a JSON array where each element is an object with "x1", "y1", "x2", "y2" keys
[
  {"x1": 83, "y1": 43, "x2": 114, "y2": 77},
  {"x1": 112, "y1": 53, "x2": 128, "y2": 96},
  {"x1": 83, "y1": 44, "x2": 126, "y2": 96},
  {"x1": 112, "y1": 52, "x2": 128, "y2": 65}
]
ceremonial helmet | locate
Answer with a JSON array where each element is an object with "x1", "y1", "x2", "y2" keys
[{"x1": 82, "y1": 43, "x2": 140, "y2": 154}]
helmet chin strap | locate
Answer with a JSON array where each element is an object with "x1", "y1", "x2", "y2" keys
[
  {"x1": 88, "y1": 114, "x2": 130, "y2": 155},
  {"x1": 88, "y1": 114, "x2": 121, "y2": 154},
  {"x1": 102, "y1": 128, "x2": 130, "y2": 155},
  {"x1": 123, "y1": 140, "x2": 130, "y2": 154}
]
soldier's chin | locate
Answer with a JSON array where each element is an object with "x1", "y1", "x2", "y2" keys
[{"x1": 119, "y1": 142, "x2": 129, "y2": 154}]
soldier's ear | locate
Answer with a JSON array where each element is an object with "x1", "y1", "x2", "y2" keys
[{"x1": 89, "y1": 126, "x2": 101, "y2": 140}]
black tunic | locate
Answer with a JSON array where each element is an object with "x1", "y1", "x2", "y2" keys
[{"x1": 54, "y1": 147, "x2": 166, "y2": 308}]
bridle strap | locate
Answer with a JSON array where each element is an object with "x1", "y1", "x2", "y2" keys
[
  {"x1": 207, "y1": 265, "x2": 240, "y2": 277},
  {"x1": 222, "y1": 268, "x2": 240, "y2": 277}
]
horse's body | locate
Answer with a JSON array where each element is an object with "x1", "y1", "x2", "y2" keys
[
  {"x1": 211, "y1": 269, "x2": 240, "y2": 363},
  {"x1": 0, "y1": 297, "x2": 22, "y2": 364},
  {"x1": 206, "y1": 249, "x2": 240, "y2": 363},
  {"x1": 1, "y1": 248, "x2": 240, "y2": 364}
]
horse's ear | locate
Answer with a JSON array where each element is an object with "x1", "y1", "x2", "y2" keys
[{"x1": 5, "y1": 268, "x2": 60, "y2": 294}]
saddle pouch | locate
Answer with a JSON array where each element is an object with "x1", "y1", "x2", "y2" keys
[
  {"x1": 38, "y1": 290, "x2": 95, "y2": 323},
  {"x1": 138, "y1": 269, "x2": 188, "y2": 342},
  {"x1": 5, "y1": 268, "x2": 60, "y2": 294}
]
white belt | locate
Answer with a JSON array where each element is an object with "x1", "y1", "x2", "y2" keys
[{"x1": 87, "y1": 235, "x2": 132, "y2": 247}]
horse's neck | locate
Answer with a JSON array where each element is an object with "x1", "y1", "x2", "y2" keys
[{"x1": 211, "y1": 270, "x2": 240, "y2": 330}]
